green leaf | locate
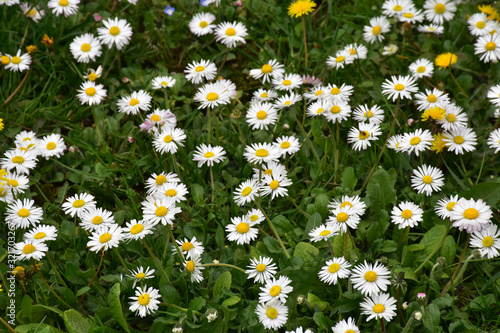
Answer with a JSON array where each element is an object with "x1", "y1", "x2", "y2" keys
[
  {"x1": 63, "y1": 309, "x2": 93, "y2": 333},
  {"x1": 76, "y1": 287, "x2": 90, "y2": 297},
  {"x1": 293, "y1": 242, "x2": 319, "y2": 264},
  {"x1": 394, "y1": 267, "x2": 418, "y2": 281},
  {"x1": 15, "y1": 324, "x2": 65, "y2": 333},
  {"x1": 191, "y1": 184, "x2": 204, "y2": 204},
  {"x1": 304, "y1": 212, "x2": 322, "y2": 239},
  {"x1": 213, "y1": 271, "x2": 232, "y2": 297},
  {"x1": 95, "y1": 163, "x2": 108, "y2": 177},
  {"x1": 222, "y1": 295, "x2": 241, "y2": 306},
  {"x1": 307, "y1": 293, "x2": 328, "y2": 311},
  {"x1": 314, "y1": 194, "x2": 330, "y2": 218},
  {"x1": 440, "y1": 236, "x2": 456, "y2": 267},
  {"x1": 460, "y1": 182, "x2": 500, "y2": 207},
  {"x1": 420, "y1": 225, "x2": 447, "y2": 256},
  {"x1": 366, "y1": 169, "x2": 396, "y2": 210},
  {"x1": 189, "y1": 297, "x2": 206, "y2": 311},
  {"x1": 272, "y1": 214, "x2": 293, "y2": 234},
  {"x1": 108, "y1": 283, "x2": 130, "y2": 333},
  {"x1": 341, "y1": 167, "x2": 357, "y2": 191}
]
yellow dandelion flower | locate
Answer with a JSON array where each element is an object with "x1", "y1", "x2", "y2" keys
[
  {"x1": 0, "y1": 118, "x2": 4, "y2": 131},
  {"x1": 435, "y1": 52, "x2": 457, "y2": 69},
  {"x1": 41, "y1": 35, "x2": 54, "y2": 48},
  {"x1": 478, "y1": 4, "x2": 500, "y2": 21},
  {"x1": 430, "y1": 133, "x2": 447, "y2": 154},
  {"x1": 421, "y1": 107, "x2": 446, "y2": 122},
  {"x1": 26, "y1": 45, "x2": 38, "y2": 54},
  {"x1": 288, "y1": 0, "x2": 317, "y2": 18}
]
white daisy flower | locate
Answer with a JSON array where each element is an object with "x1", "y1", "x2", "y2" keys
[
  {"x1": 437, "y1": 103, "x2": 468, "y2": 131},
  {"x1": 145, "y1": 172, "x2": 180, "y2": 194},
  {"x1": 259, "y1": 276, "x2": 293, "y2": 303},
  {"x1": 24, "y1": 224, "x2": 58, "y2": 242},
  {"x1": 470, "y1": 224, "x2": 500, "y2": 259},
  {"x1": 399, "y1": 7, "x2": 425, "y2": 23},
  {"x1": 189, "y1": 12, "x2": 217, "y2": 36},
  {"x1": 175, "y1": 237, "x2": 204, "y2": 259},
  {"x1": 468, "y1": 13, "x2": 497, "y2": 37},
  {"x1": 414, "y1": 88, "x2": 450, "y2": 111},
  {"x1": 487, "y1": 128, "x2": 500, "y2": 153},
  {"x1": 5, "y1": 198, "x2": 43, "y2": 229},
  {"x1": 246, "y1": 208, "x2": 265, "y2": 224},
  {"x1": 442, "y1": 127, "x2": 477, "y2": 155},
  {"x1": 226, "y1": 216, "x2": 259, "y2": 245},
  {"x1": 246, "y1": 102, "x2": 279, "y2": 130},
  {"x1": 153, "y1": 128, "x2": 186, "y2": 155},
  {"x1": 324, "y1": 100, "x2": 351, "y2": 124},
  {"x1": 250, "y1": 59, "x2": 285, "y2": 84},
  {"x1": 381, "y1": 75, "x2": 418, "y2": 101},
  {"x1": 382, "y1": 44, "x2": 399, "y2": 56},
  {"x1": 146, "y1": 109, "x2": 177, "y2": 131},
  {"x1": 128, "y1": 286, "x2": 161, "y2": 317},
  {"x1": 343, "y1": 43, "x2": 368, "y2": 59},
  {"x1": 97, "y1": 17, "x2": 133, "y2": 50},
  {"x1": 255, "y1": 300, "x2": 288, "y2": 330},
  {"x1": 450, "y1": 198, "x2": 492, "y2": 233},
  {"x1": 252, "y1": 89, "x2": 278, "y2": 102},
  {"x1": 194, "y1": 82, "x2": 232, "y2": 109},
  {"x1": 1, "y1": 149, "x2": 38, "y2": 175},
  {"x1": 411, "y1": 165, "x2": 444, "y2": 196},
  {"x1": 328, "y1": 195, "x2": 367, "y2": 217},
  {"x1": 4, "y1": 50, "x2": 31, "y2": 72},
  {"x1": 400, "y1": 129, "x2": 433, "y2": 156},
  {"x1": 475, "y1": 33, "x2": 500, "y2": 63},
  {"x1": 253, "y1": 161, "x2": 287, "y2": 180},
  {"x1": 76, "y1": 80, "x2": 107, "y2": 105},
  {"x1": 14, "y1": 239, "x2": 48, "y2": 261},
  {"x1": 14, "y1": 130, "x2": 38, "y2": 148},
  {"x1": 141, "y1": 197, "x2": 181, "y2": 226},
  {"x1": 214, "y1": 21, "x2": 248, "y2": 48},
  {"x1": 347, "y1": 123, "x2": 382, "y2": 151},
  {"x1": 47, "y1": 0, "x2": 80, "y2": 17},
  {"x1": 274, "y1": 92, "x2": 302, "y2": 109},
  {"x1": 325, "y1": 83, "x2": 354, "y2": 103},
  {"x1": 3, "y1": 172, "x2": 29, "y2": 195},
  {"x1": 423, "y1": 0, "x2": 456, "y2": 25},
  {"x1": 184, "y1": 59, "x2": 217, "y2": 84},
  {"x1": 285, "y1": 328, "x2": 313, "y2": 333},
  {"x1": 260, "y1": 169, "x2": 292, "y2": 200},
  {"x1": 87, "y1": 224, "x2": 124, "y2": 252},
  {"x1": 20, "y1": 3, "x2": 44, "y2": 22},
  {"x1": 272, "y1": 73, "x2": 303, "y2": 91},
  {"x1": 192, "y1": 144, "x2": 226, "y2": 167},
  {"x1": 0, "y1": 0, "x2": 20, "y2": 6},
  {"x1": 122, "y1": 219, "x2": 155, "y2": 241},
  {"x1": 185, "y1": 255, "x2": 205, "y2": 283},
  {"x1": 318, "y1": 257, "x2": 351, "y2": 285},
  {"x1": 391, "y1": 201, "x2": 423, "y2": 229},
  {"x1": 387, "y1": 134, "x2": 404, "y2": 152},
  {"x1": 409, "y1": 58, "x2": 434, "y2": 79},
  {"x1": 326, "y1": 49, "x2": 355, "y2": 70},
  {"x1": 38, "y1": 134, "x2": 66, "y2": 159},
  {"x1": 245, "y1": 256, "x2": 278, "y2": 283},
  {"x1": 381, "y1": 0, "x2": 415, "y2": 17},
  {"x1": 360, "y1": 293, "x2": 397, "y2": 322},
  {"x1": 309, "y1": 224, "x2": 339, "y2": 242},
  {"x1": 307, "y1": 100, "x2": 330, "y2": 117},
  {"x1": 274, "y1": 135, "x2": 301, "y2": 157},
  {"x1": 155, "y1": 182, "x2": 189, "y2": 203},
  {"x1": 363, "y1": 16, "x2": 391, "y2": 44},
  {"x1": 304, "y1": 85, "x2": 328, "y2": 102},
  {"x1": 353, "y1": 104, "x2": 385, "y2": 124},
  {"x1": 62, "y1": 193, "x2": 96, "y2": 218},
  {"x1": 435, "y1": 195, "x2": 459, "y2": 219},
  {"x1": 244, "y1": 143, "x2": 280, "y2": 164},
  {"x1": 326, "y1": 206, "x2": 361, "y2": 234},
  {"x1": 152, "y1": 75, "x2": 176, "y2": 89},
  {"x1": 0, "y1": 186, "x2": 14, "y2": 204},
  {"x1": 351, "y1": 261, "x2": 391, "y2": 296},
  {"x1": 417, "y1": 24, "x2": 444, "y2": 34},
  {"x1": 79, "y1": 207, "x2": 115, "y2": 231},
  {"x1": 117, "y1": 90, "x2": 152, "y2": 115},
  {"x1": 217, "y1": 78, "x2": 237, "y2": 99},
  {"x1": 127, "y1": 266, "x2": 155, "y2": 288},
  {"x1": 332, "y1": 317, "x2": 360, "y2": 333},
  {"x1": 487, "y1": 84, "x2": 500, "y2": 107}
]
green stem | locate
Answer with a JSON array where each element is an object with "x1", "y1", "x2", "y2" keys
[
  {"x1": 440, "y1": 233, "x2": 470, "y2": 296},
  {"x1": 451, "y1": 254, "x2": 475, "y2": 286},
  {"x1": 113, "y1": 248, "x2": 130, "y2": 275},
  {"x1": 401, "y1": 315, "x2": 415, "y2": 333},
  {"x1": 415, "y1": 224, "x2": 450, "y2": 275},
  {"x1": 160, "y1": 302, "x2": 201, "y2": 315},
  {"x1": 287, "y1": 195, "x2": 310, "y2": 218},
  {"x1": 46, "y1": 252, "x2": 69, "y2": 289},
  {"x1": 449, "y1": 70, "x2": 469, "y2": 99},
  {"x1": 291, "y1": 109, "x2": 321, "y2": 164},
  {"x1": 210, "y1": 164, "x2": 215, "y2": 203},
  {"x1": 397, "y1": 226, "x2": 410, "y2": 248},
  {"x1": 343, "y1": 231, "x2": 348, "y2": 258},
  {"x1": 79, "y1": 250, "x2": 105, "y2": 305},
  {"x1": 169, "y1": 226, "x2": 186, "y2": 263},
  {"x1": 254, "y1": 200, "x2": 291, "y2": 259},
  {"x1": 207, "y1": 107, "x2": 212, "y2": 145},
  {"x1": 200, "y1": 263, "x2": 247, "y2": 274},
  {"x1": 171, "y1": 153, "x2": 181, "y2": 178},
  {"x1": 162, "y1": 225, "x2": 171, "y2": 262},
  {"x1": 142, "y1": 239, "x2": 172, "y2": 285},
  {"x1": 459, "y1": 155, "x2": 473, "y2": 186},
  {"x1": 302, "y1": 16, "x2": 308, "y2": 68},
  {"x1": 327, "y1": 239, "x2": 335, "y2": 257}
]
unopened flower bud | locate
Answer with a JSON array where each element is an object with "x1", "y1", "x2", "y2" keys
[
  {"x1": 205, "y1": 308, "x2": 218, "y2": 322},
  {"x1": 128, "y1": 136, "x2": 134, "y2": 143},
  {"x1": 213, "y1": 259, "x2": 219, "y2": 264},
  {"x1": 472, "y1": 249, "x2": 483, "y2": 259},
  {"x1": 69, "y1": 146, "x2": 75, "y2": 153},
  {"x1": 296, "y1": 294, "x2": 306, "y2": 305},
  {"x1": 407, "y1": 118, "x2": 414, "y2": 125},
  {"x1": 235, "y1": 0, "x2": 242, "y2": 6},
  {"x1": 413, "y1": 311, "x2": 422, "y2": 321},
  {"x1": 402, "y1": 301, "x2": 408, "y2": 310},
  {"x1": 283, "y1": 123, "x2": 290, "y2": 130},
  {"x1": 172, "y1": 324, "x2": 183, "y2": 333},
  {"x1": 417, "y1": 292, "x2": 427, "y2": 305},
  {"x1": 436, "y1": 256, "x2": 447, "y2": 267}
]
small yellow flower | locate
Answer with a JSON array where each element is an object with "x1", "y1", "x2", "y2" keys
[
  {"x1": 478, "y1": 4, "x2": 500, "y2": 21},
  {"x1": 26, "y1": 45, "x2": 38, "y2": 54},
  {"x1": 0, "y1": 118, "x2": 4, "y2": 131},
  {"x1": 41, "y1": 35, "x2": 54, "y2": 48},
  {"x1": 288, "y1": 0, "x2": 317, "y2": 18},
  {"x1": 430, "y1": 133, "x2": 447, "y2": 154},
  {"x1": 0, "y1": 168, "x2": 7, "y2": 186},
  {"x1": 435, "y1": 53, "x2": 457, "y2": 69},
  {"x1": 421, "y1": 107, "x2": 446, "y2": 122}
]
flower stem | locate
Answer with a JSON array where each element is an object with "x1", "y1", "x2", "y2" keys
[
  {"x1": 449, "y1": 70, "x2": 469, "y2": 99},
  {"x1": 142, "y1": 239, "x2": 172, "y2": 285},
  {"x1": 397, "y1": 226, "x2": 410, "y2": 248},
  {"x1": 327, "y1": 239, "x2": 335, "y2": 257},
  {"x1": 291, "y1": 109, "x2": 321, "y2": 164},
  {"x1": 169, "y1": 226, "x2": 186, "y2": 263},
  {"x1": 33, "y1": 261, "x2": 77, "y2": 311},
  {"x1": 210, "y1": 164, "x2": 215, "y2": 203},
  {"x1": 113, "y1": 247, "x2": 130, "y2": 275},
  {"x1": 343, "y1": 231, "x2": 348, "y2": 258},
  {"x1": 160, "y1": 302, "x2": 202, "y2": 315},
  {"x1": 79, "y1": 250, "x2": 105, "y2": 305},
  {"x1": 401, "y1": 314, "x2": 414, "y2": 333},
  {"x1": 254, "y1": 200, "x2": 291, "y2": 259},
  {"x1": 302, "y1": 16, "x2": 308, "y2": 68},
  {"x1": 414, "y1": 224, "x2": 450, "y2": 275},
  {"x1": 459, "y1": 155, "x2": 473, "y2": 186},
  {"x1": 46, "y1": 252, "x2": 69, "y2": 289},
  {"x1": 207, "y1": 107, "x2": 212, "y2": 145},
  {"x1": 200, "y1": 263, "x2": 247, "y2": 274},
  {"x1": 287, "y1": 195, "x2": 310, "y2": 218},
  {"x1": 440, "y1": 233, "x2": 470, "y2": 296},
  {"x1": 0, "y1": 316, "x2": 17, "y2": 333}
]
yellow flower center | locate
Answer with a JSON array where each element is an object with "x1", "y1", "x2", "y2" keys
[
  {"x1": 27, "y1": 9, "x2": 37, "y2": 17},
  {"x1": 207, "y1": 92, "x2": 218, "y2": 101},
  {"x1": 88, "y1": 73, "x2": 98, "y2": 81},
  {"x1": 328, "y1": 263, "x2": 340, "y2": 273},
  {"x1": 73, "y1": 199, "x2": 85, "y2": 208},
  {"x1": 330, "y1": 87, "x2": 340, "y2": 95},
  {"x1": 346, "y1": 331, "x2": 355, "y2": 333},
  {"x1": 186, "y1": 260, "x2": 195, "y2": 272},
  {"x1": 130, "y1": 224, "x2": 144, "y2": 235},
  {"x1": 336, "y1": 56, "x2": 345, "y2": 63},
  {"x1": 486, "y1": 41, "x2": 497, "y2": 51},
  {"x1": 136, "y1": 272, "x2": 146, "y2": 279},
  {"x1": 319, "y1": 230, "x2": 331, "y2": 236},
  {"x1": 331, "y1": 105, "x2": 341, "y2": 114},
  {"x1": 199, "y1": 21, "x2": 208, "y2": 28},
  {"x1": 315, "y1": 90, "x2": 324, "y2": 96},
  {"x1": 195, "y1": 65, "x2": 205, "y2": 72},
  {"x1": 266, "y1": 307, "x2": 278, "y2": 319},
  {"x1": 349, "y1": 48, "x2": 357, "y2": 55},
  {"x1": 404, "y1": 12, "x2": 414, "y2": 19},
  {"x1": 393, "y1": 5, "x2": 402, "y2": 11},
  {"x1": 434, "y1": 3, "x2": 446, "y2": 14},
  {"x1": 264, "y1": 169, "x2": 273, "y2": 176},
  {"x1": 151, "y1": 115, "x2": 160, "y2": 122},
  {"x1": 269, "y1": 180, "x2": 279, "y2": 190},
  {"x1": 446, "y1": 114, "x2": 456, "y2": 122},
  {"x1": 261, "y1": 92, "x2": 268, "y2": 98},
  {"x1": 34, "y1": 232, "x2": 46, "y2": 239},
  {"x1": 482, "y1": 236, "x2": 494, "y2": 247},
  {"x1": 257, "y1": 111, "x2": 267, "y2": 120},
  {"x1": 46, "y1": 142, "x2": 56, "y2": 150},
  {"x1": 155, "y1": 206, "x2": 168, "y2": 217},
  {"x1": 446, "y1": 202, "x2": 456, "y2": 211},
  {"x1": 373, "y1": 303, "x2": 385, "y2": 314},
  {"x1": 427, "y1": 94, "x2": 437, "y2": 103},
  {"x1": 12, "y1": 56, "x2": 21, "y2": 64},
  {"x1": 417, "y1": 66, "x2": 426, "y2": 73},
  {"x1": 256, "y1": 263, "x2": 266, "y2": 272},
  {"x1": 163, "y1": 135, "x2": 173, "y2": 143},
  {"x1": 236, "y1": 222, "x2": 250, "y2": 234},
  {"x1": 182, "y1": 242, "x2": 194, "y2": 251},
  {"x1": 358, "y1": 131, "x2": 369, "y2": 140},
  {"x1": 18, "y1": 208, "x2": 30, "y2": 217},
  {"x1": 261, "y1": 64, "x2": 273, "y2": 74},
  {"x1": 85, "y1": 87, "x2": 96, "y2": 96},
  {"x1": 241, "y1": 187, "x2": 252, "y2": 197},
  {"x1": 364, "y1": 271, "x2": 378, "y2": 282},
  {"x1": 281, "y1": 141, "x2": 290, "y2": 149},
  {"x1": 109, "y1": 26, "x2": 120, "y2": 36},
  {"x1": 7, "y1": 179, "x2": 19, "y2": 187},
  {"x1": 138, "y1": 293, "x2": 150, "y2": 306},
  {"x1": 394, "y1": 84, "x2": 405, "y2": 91},
  {"x1": 422, "y1": 175, "x2": 433, "y2": 184},
  {"x1": 0, "y1": 189, "x2": 7, "y2": 197},
  {"x1": 401, "y1": 209, "x2": 413, "y2": 219},
  {"x1": 476, "y1": 21, "x2": 486, "y2": 29},
  {"x1": 255, "y1": 149, "x2": 268, "y2": 157},
  {"x1": 23, "y1": 244, "x2": 36, "y2": 254},
  {"x1": 1, "y1": 55, "x2": 10, "y2": 65},
  {"x1": 80, "y1": 43, "x2": 92, "y2": 53},
  {"x1": 364, "y1": 110, "x2": 374, "y2": 118},
  {"x1": 59, "y1": 0, "x2": 69, "y2": 6},
  {"x1": 269, "y1": 285, "x2": 281, "y2": 297},
  {"x1": 129, "y1": 98, "x2": 139, "y2": 106},
  {"x1": 12, "y1": 156, "x2": 25, "y2": 164},
  {"x1": 250, "y1": 214, "x2": 259, "y2": 221},
  {"x1": 372, "y1": 25, "x2": 382, "y2": 35},
  {"x1": 454, "y1": 136, "x2": 464, "y2": 144},
  {"x1": 156, "y1": 175, "x2": 167, "y2": 185},
  {"x1": 204, "y1": 152, "x2": 215, "y2": 158},
  {"x1": 410, "y1": 137, "x2": 421, "y2": 145},
  {"x1": 165, "y1": 189, "x2": 177, "y2": 197},
  {"x1": 226, "y1": 28, "x2": 236, "y2": 36},
  {"x1": 161, "y1": 81, "x2": 168, "y2": 86},
  {"x1": 340, "y1": 201, "x2": 352, "y2": 208},
  {"x1": 92, "y1": 216, "x2": 103, "y2": 225},
  {"x1": 316, "y1": 108, "x2": 325, "y2": 114},
  {"x1": 337, "y1": 212, "x2": 348, "y2": 222},
  {"x1": 99, "y1": 233, "x2": 111, "y2": 243},
  {"x1": 283, "y1": 79, "x2": 292, "y2": 86},
  {"x1": 463, "y1": 208, "x2": 479, "y2": 219}
]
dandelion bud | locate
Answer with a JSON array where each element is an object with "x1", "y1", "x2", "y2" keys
[
  {"x1": 205, "y1": 308, "x2": 218, "y2": 322},
  {"x1": 296, "y1": 294, "x2": 306, "y2": 304},
  {"x1": 413, "y1": 311, "x2": 422, "y2": 321}
]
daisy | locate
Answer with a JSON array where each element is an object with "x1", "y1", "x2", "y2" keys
[
  {"x1": 381, "y1": 0, "x2": 415, "y2": 17},
  {"x1": 214, "y1": 21, "x2": 248, "y2": 48},
  {"x1": 38, "y1": 134, "x2": 66, "y2": 159},
  {"x1": 246, "y1": 256, "x2": 278, "y2": 283},
  {"x1": 128, "y1": 267, "x2": 155, "y2": 288},
  {"x1": 272, "y1": 73, "x2": 303, "y2": 91},
  {"x1": 286, "y1": 328, "x2": 313, "y2": 333},
  {"x1": 260, "y1": 169, "x2": 293, "y2": 200},
  {"x1": 351, "y1": 261, "x2": 391, "y2": 296},
  {"x1": 14, "y1": 131, "x2": 38, "y2": 148},
  {"x1": 360, "y1": 293, "x2": 397, "y2": 322},
  {"x1": 411, "y1": 165, "x2": 444, "y2": 196},
  {"x1": 468, "y1": 13, "x2": 497, "y2": 37},
  {"x1": 244, "y1": 143, "x2": 280, "y2": 164},
  {"x1": 192, "y1": 144, "x2": 226, "y2": 167},
  {"x1": 352, "y1": 104, "x2": 385, "y2": 124},
  {"x1": 14, "y1": 240, "x2": 48, "y2": 261},
  {"x1": 5, "y1": 199, "x2": 43, "y2": 229},
  {"x1": 194, "y1": 82, "x2": 232, "y2": 109},
  {"x1": 347, "y1": 123, "x2": 382, "y2": 151},
  {"x1": 382, "y1": 44, "x2": 399, "y2": 56},
  {"x1": 24, "y1": 224, "x2": 58, "y2": 242},
  {"x1": 3, "y1": 172, "x2": 29, "y2": 195},
  {"x1": 326, "y1": 49, "x2": 355, "y2": 70},
  {"x1": 387, "y1": 134, "x2": 404, "y2": 152},
  {"x1": 435, "y1": 195, "x2": 459, "y2": 219},
  {"x1": 399, "y1": 7, "x2": 425, "y2": 23},
  {"x1": 176, "y1": 237, "x2": 204, "y2": 259},
  {"x1": 1, "y1": 149, "x2": 37, "y2": 175},
  {"x1": 274, "y1": 135, "x2": 301, "y2": 157},
  {"x1": 246, "y1": 208, "x2": 265, "y2": 224},
  {"x1": 129, "y1": 286, "x2": 161, "y2": 317},
  {"x1": 423, "y1": 0, "x2": 456, "y2": 25},
  {"x1": 255, "y1": 300, "x2": 288, "y2": 330},
  {"x1": 381, "y1": 75, "x2": 418, "y2": 101},
  {"x1": 122, "y1": 219, "x2": 155, "y2": 241},
  {"x1": 77, "y1": 80, "x2": 106, "y2": 105},
  {"x1": 400, "y1": 129, "x2": 433, "y2": 156},
  {"x1": 328, "y1": 195, "x2": 367, "y2": 217},
  {"x1": 146, "y1": 109, "x2": 177, "y2": 130},
  {"x1": 87, "y1": 224, "x2": 124, "y2": 252},
  {"x1": 47, "y1": 0, "x2": 80, "y2": 17},
  {"x1": 437, "y1": 103, "x2": 468, "y2": 131},
  {"x1": 217, "y1": 78, "x2": 237, "y2": 99},
  {"x1": 246, "y1": 102, "x2": 279, "y2": 130},
  {"x1": 189, "y1": 12, "x2": 216, "y2": 36},
  {"x1": 327, "y1": 206, "x2": 361, "y2": 234},
  {"x1": 0, "y1": 0, "x2": 20, "y2": 6},
  {"x1": 155, "y1": 182, "x2": 188, "y2": 203},
  {"x1": 185, "y1": 255, "x2": 205, "y2": 283},
  {"x1": 442, "y1": 127, "x2": 477, "y2": 155},
  {"x1": 4, "y1": 50, "x2": 31, "y2": 72},
  {"x1": 259, "y1": 276, "x2": 293, "y2": 303},
  {"x1": 363, "y1": 16, "x2": 391, "y2": 44},
  {"x1": 151, "y1": 76, "x2": 176, "y2": 89},
  {"x1": 226, "y1": 216, "x2": 259, "y2": 245},
  {"x1": 307, "y1": 100, "x2": 330, "y2": 117},
  {"x1": 409, "y1": 58, "x2": 434, "y2": 79},
  {"x1": 343, "y1": 43, "x2": 368, "y2": 59},
  {"x1": 184, "y1": 59, "x2": 217, "y2": 84},
  {"x1": 325, "y1": 83, "x2": 354, "y2": 102},
  {"x1": 274, "y1": 92, "x2": 302, "y2": 109},
  {"x1": 414, "y1": 88, "x2": 450, "y2": 111},
  {"x1": 253, "y1": 89, "x2": 278, "y2": 102},
  {"x1": 475, "y1": 33, "x2": 500, "y2": 63},
  {"x1": 84, "y1": 66, "x2": 103, "y2": 81},
  {"x1": 324, "y1": 100, "x2": 351, "y2": 123},
  {"x1": 332, "y1": 317, "x2": 359, "y2": 333},
  {"x1": 470, "y1": 224, "x2": 500, "y2": 259},
  {"x1": 288, "y1": 0, "x2": 316, "y2": 18},
  {"x1": 0, "y1": 186, "x2": 14, "y2": 204},
  {"x1": 417, "y1": 24, "x2": 444, "y2": 34},
  {"x1": 303, "y1": 85, "x2": 328, "y2": 102},
  {"x1": 450, "y1": 198, "x2": 492, "y2": 233},
  {"x1": 391, "y1": 201, "x2": 423, "y2": 229},
  {"x1": 309, "y1": 224, "x2": 339, "y2": 242},
  {"x1": 153, "y1": 128, "x2": 186, "y2": 154},
  {"x1": 487, "y1": 84, "x2": 500, "y2": 107},
  {"x1": 253, "y1": 161, "x2": 287, "y2": 180},
  {"x1": 141, "y1": 197, "x2": 181, "y2": 226},
  {"x1": 20, "y1": 3, "x2": 44, "y2": 22},
  {"x1": 62, "y1": 193, "x2": 96, "y2": 218},
  {"x1": 97, "y1": 17, "x2": 133, "y2": 50},
  {"x1": 318, "y1": 257, "x2": 351, "y2": 285},
  {"x1": 117, "y1": 90, "x2": 152, "y2": 115},
  {"x1": 487, "y1": 128, "x2": 500, "y2": 153},
  {"x1": 145, "y1": 172, "x2": 180, "y2": 194},
  {"x1": 250, "y1": 59, "x2": 285, "y2": 84}
]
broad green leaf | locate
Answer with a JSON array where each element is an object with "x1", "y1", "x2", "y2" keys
[
  {"x1": 294, "y1": 242, "x2": 319, "y2": 264},
  {"x1": 191, "y1": 183, "x2": 204, "y2": 204},
  {"x1": 272, "y1": 214, "x2": 293, "y2": 234},
  {"x1": 108, "y1": 283, "x2": 130, "y2": 333},
  {"x1": 314, "y1": 194, "x2": 330, "y2": 218},
  {"x1": 15, "y1": 324, "x2": 65, "y2": 333},
  {"x1": 341, "y1": 167, "x2": 357, "y2": 191},
  {"x1": 222, "y1": 295, "x2": 241, "y2": 306},
  {"x1": 213, "y1": 271, "x2": 232, "y2": 297},
  {"x1": 303, "y1": 212, "x2": 322, "y2": 239},
  {"x1": 420, "y1": 225, "x2": 447, "y2": 256},
  {"x1": 366, "y1": 169, "x2": 396, "y2": 209},
  {"x1": 440, "y1": 236, "x2": 456, "y2": 267},
  {"x1": 307, "y1": 293, "x2": 328, "y2": 311},
  {"x1": 394, "y1": 267, "x2": 418, "y2": 281},
  {"x1": 189, "y1": 297, "x2": 206, "y2": 311},
  {"x1": 461, "y1": 182, "x2": 500, "y2": 207},
  {"x1": 76, "y1": 286, "x2": 90, "y2": 297},
  {"x1": 63, "y1": 309, "x2": 93, "y2": 333}
]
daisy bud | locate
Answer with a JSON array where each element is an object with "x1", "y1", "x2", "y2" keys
[
  {"x1": 413, "y1": 311, "x2": 422, "y2": 321},
  {"x1": 407, "y1": 118, "x2": 414, "y2": 125},
  {"x1": 402, "y1": 301, "x2": 408, "y2": 310},
  {"x1": 417, "y1": 292, "x2": 427, "y2": 305},
  {"x1": 436, "y1": 256, "x2": 447, "y2": 267},
  {"x1": 235, "y1": 0, "x2": 242, "y2": 6},
  {"x1": 69, "y1": 146, "x2": 75, "y2": 153},
  {"x1": 472, "y1": 249, "x2": 483, "y2": 259},
  {"x1": 283, "y1": 123, "x2": 290, "y2": 130},
  {"x1": 205, "y1": 309, "x2": 218, "y2": 322},
  {"x1": 172, "y1": 324, "x2": 183, "y2": 333},
  {"x1": 122, "y1": 77, "x2": 131, "y2": 84},
  {"x1": 296, "y1": 294, "x2": 306, "y2": 305},
  {"x1": 93, "y1": 13, "x2": 102, "y2": 22},
  {"x1": 213, "y1": 259, "x2": 219, "y2": 264},
  {"x1": 128, "y1": 136, "x2": 134, "y2": 143}
]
